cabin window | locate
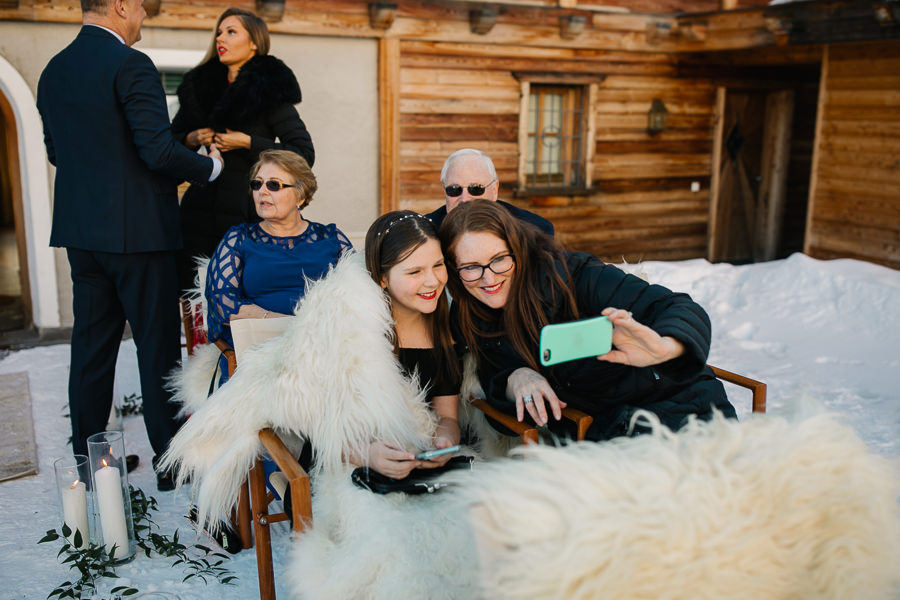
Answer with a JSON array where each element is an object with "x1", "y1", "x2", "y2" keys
[{"x1": 522, "y1": 84, "x2": 587, "y2": 190}]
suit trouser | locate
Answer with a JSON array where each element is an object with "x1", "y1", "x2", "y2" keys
[{"x1": 66, "y1": 248, "x2": 183, "y2": 461}]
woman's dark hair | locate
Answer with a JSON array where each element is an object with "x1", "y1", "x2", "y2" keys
[
  {"x1": 439, "y1": 200, "x2": 578, "y2": 372},
  {"x1": 365, "y1": 211, "x2": 459, "y2": 385},
  {"x1": 202, "y1": 7, "x2": 271, "y2": 64}
]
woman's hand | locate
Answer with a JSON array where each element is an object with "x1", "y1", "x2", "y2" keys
[
  {"x1": 186, "y1": 127, "x2": 215, "y2": 149},
  {"x1": 597, "y1": 307, "x2": 685, "y2": 367},
  {"x1": 213, "y1": 129, "x2": 252, "y2": 152},
  {"x1": 366, "y1": 441, "x2": 417, "y2": 479},
  {"x1": 506, "y1": 367, "x2": 566, "y2": 426},
  {"x1": 230, "y1": 304, "x2": 289, "y2": 321}
]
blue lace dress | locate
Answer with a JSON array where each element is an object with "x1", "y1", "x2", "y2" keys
[{"x1": 206, "y1": 221, "x2": 351, "y2": 381}]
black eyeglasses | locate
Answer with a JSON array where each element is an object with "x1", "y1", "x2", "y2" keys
[
  {"x1": 250, "y1": 179, "x2": 295, "y2": 192},
  {"x1": 444, "y1": 180, "x2": 495, "y2": 198},
  {"x1": 457, "y1": 254, "x2": 515, "y2": 282}
]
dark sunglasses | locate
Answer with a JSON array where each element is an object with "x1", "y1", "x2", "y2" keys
[
  {"x1": 250, "y1": 179, "x2": 295, "y2": 192},
  {"x1": 444, "y1": 181, "x2": 494, "y2": 198}
]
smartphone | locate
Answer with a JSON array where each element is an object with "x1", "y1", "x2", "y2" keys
[
  {"x1": 539, "y1": 315, "x2": 613, "y2": 367},
  {"x1": 415, "y1": 445, "x2": 461, "y2": 461}
]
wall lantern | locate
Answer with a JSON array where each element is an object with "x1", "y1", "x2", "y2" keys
[
  {"x1": 559, "y1": 14, "x2": 587, "y2": 40},
  {"x1": 144, "y1": 0, "x2": 161, "y2": 16},
  {"x1": 470, "y1": 8, "x2": 499, "y2": 35},
  {"x1": 647, "y1": 98, "x2": 668, "y2": 135},
  {"x1": 369, "y1": 2, "x2": 397, "y2": 30},
  {"x1": 257, "y1": 0, "x2": 285, "y2": 22}
]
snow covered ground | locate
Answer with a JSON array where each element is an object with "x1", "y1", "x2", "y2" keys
[{"x1": 0, "y1": 252, "x2": 897, "y2": 599}]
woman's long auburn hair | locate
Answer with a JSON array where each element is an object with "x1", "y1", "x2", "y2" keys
[
  {"x1": 365, "y1": 211, "x2": 460, "y2": 386},
  {"x1": 439, "y1": 200, "x2": 578, "y2": 372}
]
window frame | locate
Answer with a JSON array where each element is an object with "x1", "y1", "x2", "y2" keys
[{"x1": 514, "y1": 74, "x2": 602, "y2": 196}]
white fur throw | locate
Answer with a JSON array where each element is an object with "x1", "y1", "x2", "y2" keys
[
  {"x1": 159, "y1": 252, "x2": 435, "y2": 529},
  {"x1": 289, "y1": 410, "x2": 900, "y2": 600}
]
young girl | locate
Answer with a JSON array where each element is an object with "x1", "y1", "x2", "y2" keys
[{"x1": 360, "y1": 211, "x2": 461, "y2": 479}]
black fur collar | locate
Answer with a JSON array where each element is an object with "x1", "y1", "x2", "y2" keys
[{"x1": 178, "y1": 54, "x2": 302, "y2": 129}]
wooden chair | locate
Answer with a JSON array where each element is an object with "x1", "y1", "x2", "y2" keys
[
  {"x1": 216, "y1": 320, "x2": 310, "y2": 600},
  {"x1": 470, "y1": 364, "x2": 766, "y2": 445}
]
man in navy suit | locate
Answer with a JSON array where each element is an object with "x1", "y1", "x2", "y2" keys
[
  {"x1": 425, "y1": 149, "x2": 554, "y2": 236},
  {"x1": 37, "y1": 0, "x2": 223, "y2": 490}
]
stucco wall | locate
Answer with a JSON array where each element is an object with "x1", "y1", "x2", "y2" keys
[{"x1": 0, "y1": 22, "x2": 378, "y2": 327}]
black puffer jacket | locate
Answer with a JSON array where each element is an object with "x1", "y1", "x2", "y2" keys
[
  {"x1": 458, "y1": 252, "x2": 736, "y2": 440},
  {"x1": 171, "y1": 55, "x2": 315, "y2": 291}
]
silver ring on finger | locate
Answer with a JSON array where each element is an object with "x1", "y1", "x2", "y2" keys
[{"x1": 523, "y1": 395, "x2": 534, "y2": 404}]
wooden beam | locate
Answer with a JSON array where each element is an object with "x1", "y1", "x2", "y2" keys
[
  {"x1": 707, "y1": 86, "x2": 726, "y2": 261},
  {"x1": 379, "y1": 37, "x2": 401, "y2": 213},
  {"x1": 584, "y1": 83, "x2": 598, "y2": 188},
  {"x1": 803, "y1": 44, "x2": 828, "y2": 257},
  {"x1": 516, "y1": 81, "x2": 530, "y2": 192},
  {"x1": 756, "y1": 89, "x2": 794, "y2": 261}
]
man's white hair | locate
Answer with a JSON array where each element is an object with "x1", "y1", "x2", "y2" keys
[{"x1": 440, "y1": 148, "x2": 498, "y2": 185}]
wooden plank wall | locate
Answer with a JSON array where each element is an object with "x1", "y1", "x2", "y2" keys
[
  {"x1": 396, "y1": 41, "x2": 716, "y2": 262},
  {"x1": 805, "y1": 41, "x2": 900, "y2": 269}
]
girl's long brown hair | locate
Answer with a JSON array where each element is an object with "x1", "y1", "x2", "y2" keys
[
  {"x1": 439, "y1": 200, "x2": 578, "y2": 372},
  {"x1": 365, "y1": 211, "x2": 460, "y2": 385}
]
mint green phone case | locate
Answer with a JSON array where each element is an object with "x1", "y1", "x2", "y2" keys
[{"x1": 539, "y1": 316, "x2": 613, "y2": 366}]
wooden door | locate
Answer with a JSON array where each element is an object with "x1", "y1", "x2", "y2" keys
[{"x1": 709, "y1": 88, "x2": 795, "y2": 263}]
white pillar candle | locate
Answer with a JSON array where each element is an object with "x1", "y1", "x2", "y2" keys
[
  {"x1": 60, "y1": 480, "x2": 89, "y2": 548},
  {"x1": 94, "y1": 461, "x2": 129, "y2": 559}
]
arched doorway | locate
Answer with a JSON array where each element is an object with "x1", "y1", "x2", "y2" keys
[
  {"x1": 0, "y1": 90, "x2": 29, "y2": 330},
  {"x1": 0, "y1": 55, "x2": 59, "y2": 330}
]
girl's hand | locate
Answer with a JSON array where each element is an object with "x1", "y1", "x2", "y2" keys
[
  {"x1": 367, "y1": 441, "x2": 417, "y2": 479},
  {"x1": 598, "y1": 307, "x2": 684, "y2": 367},
  {"x1": 506, "y1": 367, "x2": 566, "y2": 427},
  {"x1": 213, "y1": 129, "x2": 252, "y2": 152},
  {"x1": 416, "y1": 436, "x2": 455, "y2": 469}
]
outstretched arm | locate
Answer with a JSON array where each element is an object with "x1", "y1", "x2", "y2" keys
[{"x1": 116, "y1": 51, "x2": 215, "y2": 182}]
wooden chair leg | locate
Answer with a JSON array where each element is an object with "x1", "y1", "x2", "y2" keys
[
  {"x1": 235, "y1": 479, "x2": 253, "y2": 549},
  {"x1": 250, "y1": 458, "x2": 276, "y2": 600}
]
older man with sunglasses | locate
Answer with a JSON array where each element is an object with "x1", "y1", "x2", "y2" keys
[{"x1": 425, "y1": 149, "x2": 554, "y2": 236}]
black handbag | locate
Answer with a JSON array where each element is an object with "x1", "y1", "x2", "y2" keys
[{"x1": 351, "y1": 455, "x2": 475, "y2": 495}]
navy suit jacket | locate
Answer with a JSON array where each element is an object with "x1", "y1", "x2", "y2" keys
[{"x1": 37, "y1": 26, "x2": 213, "y2": 253}]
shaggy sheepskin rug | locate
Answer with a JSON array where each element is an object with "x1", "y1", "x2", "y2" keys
[
  {"x1": 160, "y1": 253, "x2": 435, "y2": 529},
  {"x1": 289, "y1": 410, "x2": 900, "y2": 600}
]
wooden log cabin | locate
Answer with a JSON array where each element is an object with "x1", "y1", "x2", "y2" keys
[{"x1": 1, "y1": 0, "x2": 898, "y2": 334}]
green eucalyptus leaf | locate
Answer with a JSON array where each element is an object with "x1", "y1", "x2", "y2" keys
[{"x1": 39, "y1": 529, "x2": 61, "y2": 543}]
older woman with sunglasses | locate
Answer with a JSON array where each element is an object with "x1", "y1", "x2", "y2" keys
[
  {"x1": 441, "y1": 200, "x2": 736, "y2": 442},
  {"x1": 205, "y1": 150, "x2": 350, "y2": 377}
]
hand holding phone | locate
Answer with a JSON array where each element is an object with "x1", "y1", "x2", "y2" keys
[
  {"x1": 539, "y1": 315, "x2": 613, "y2": 366},
  {"x1": 415, "y1": 445, "x2": 461, "y2": 461}
]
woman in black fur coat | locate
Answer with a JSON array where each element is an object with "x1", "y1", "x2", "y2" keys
[{"x1": 172, "y1": 7, "x2": 315, "y2": 292}]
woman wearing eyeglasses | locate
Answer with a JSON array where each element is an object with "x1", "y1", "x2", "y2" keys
[
  {"x1": 172, "y1": 7, "x2": 315, "y2": 293},
  {"x1": 205, "y1": 150, "x2": 350, "y2": 377},
  {"x1": 440, "y1": 200, "x2": 735, "y2": 441}
]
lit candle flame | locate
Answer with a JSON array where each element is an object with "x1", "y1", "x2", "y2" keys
[
  {"x1": 70, "y1": 480, "x2": 80, "y2": 489},
  {"x1": 101, "y1": 458, "x2": 108, "y2": 468}
]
